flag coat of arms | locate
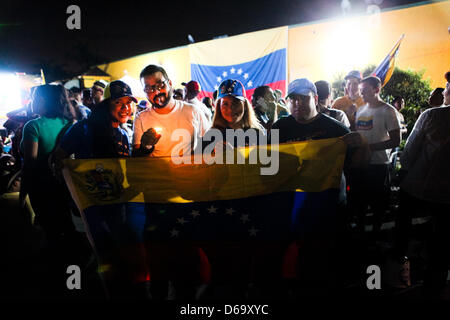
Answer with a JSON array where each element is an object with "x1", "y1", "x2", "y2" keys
[
  {"x1": 63, "y1": 138, "x2": 346, "y2": 285},
  {"x1": 189, "y1": 26, "x2": 288, "y2": 101}
]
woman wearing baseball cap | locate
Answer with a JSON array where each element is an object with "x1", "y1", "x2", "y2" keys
[
  {"x1": 201, "y1": 79, "x2": 264, "y2": 152},
  {"x1": 197, "y1": 79, "x2": 265, "y2": 298},
  {"x1": 56, "y1": 80, "x2": 137, "y2": 159},
  {"x1": 52, "y1": 80, "x2": 151, "y2": 298}
]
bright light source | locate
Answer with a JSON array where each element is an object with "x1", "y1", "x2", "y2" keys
[
  {"x1": 321, "y1": 17, "x2": 371, "y2": 77},
  {"x1": 0, "y1": 73, "x2": 22, "y2": 118}
]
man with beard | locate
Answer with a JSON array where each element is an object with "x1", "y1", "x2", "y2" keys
[{"x1": 133, "y1": 64, "x2": 210, "y2": 157}]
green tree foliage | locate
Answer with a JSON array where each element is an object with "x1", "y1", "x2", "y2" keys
[{"x1": 331, "y1": 66, "x2": 433, "y2": 138}]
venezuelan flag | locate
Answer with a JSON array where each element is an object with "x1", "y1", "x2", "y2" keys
[
  {"x1": 372, "y1": 34, "x2": 405, "y2": 87},
  {"x1": 62, "y1": 138, "x2": 345, "y2": 289},
  {"x1": 189, "y1": 26, "x2": 288, "y2": 100}
]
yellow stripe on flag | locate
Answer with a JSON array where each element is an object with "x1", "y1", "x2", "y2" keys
[{"x1": 63, "y1": 138, "x2": 346, "y2": 211}]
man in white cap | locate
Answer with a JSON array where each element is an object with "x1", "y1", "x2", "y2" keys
[
  {"x1": 271, "y1": 77, "x2": 370, "y2": 291},
  {"x1": 272, "y1": 77, "x2": 369, "y2": 198},
  {"x1": 272, "y1": 78, "x2": 351, "y2": 142}
]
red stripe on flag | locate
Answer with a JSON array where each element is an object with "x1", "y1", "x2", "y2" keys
[{"x1": 198, "y1": 80, "x2": 287, "y2": 103}]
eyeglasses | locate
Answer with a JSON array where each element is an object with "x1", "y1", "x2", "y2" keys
[
  {"x1": 288, "y1": 95, "x2": 311, "y2": 104},
  {"x1": 143, "y1": 80, "x2": 168, "y2": 93}
]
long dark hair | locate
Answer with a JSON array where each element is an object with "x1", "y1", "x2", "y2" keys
[
  {"x1": 87, "y1": 99, "x2": 122, "y2": 158},
  {"x1": 32, "y1": 84, "x2": 76, "y2": 121}
]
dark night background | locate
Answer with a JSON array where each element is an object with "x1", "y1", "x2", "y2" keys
[{"x1": 0, "y1": 0, "x2": 429, "y2": 82}]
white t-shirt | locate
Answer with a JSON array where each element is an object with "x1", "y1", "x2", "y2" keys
[
  {"x1": 355, "y1": 102, "x2": 401, "y2": 164},
  {"x1": 133, "y1": 99, "x2": 210, "y2": 157},
  {"x1": 188, "y1": 97, "x2": 213, "y2": 125}
]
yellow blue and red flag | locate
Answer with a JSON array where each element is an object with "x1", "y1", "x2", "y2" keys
[
  {"x1": 63, "y1": 138, "x2": 346, "y2": 286},
  {"x1": 372, "y1": 34, "x2": 405, "y2": 87},
  {"x1": 189, "y1": 26, "x2": 288, "y2": 101}
]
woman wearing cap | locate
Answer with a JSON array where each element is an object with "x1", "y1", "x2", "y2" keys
[
  {"x1": 56, "y1": 80, "x2": 136, "y2": 159},
  {"x1": 201, "y1": 79, "x2": 264, "y2": 152},
  {"x1": 198, "y1": 79, "x2": 265, "y2": 298},
  {"x1": 54, "y1": 81, "x2": 151, "y2": 298}
]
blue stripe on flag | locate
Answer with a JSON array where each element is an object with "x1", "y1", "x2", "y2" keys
[{"x1": 191, "y1": 48, "x2": 287, "y2": 93}]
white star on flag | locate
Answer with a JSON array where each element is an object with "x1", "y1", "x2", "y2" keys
[
  {"x1": 249, "y1": 227, "x2": 259, "y2": 236},
  {"x1": 214, "y1": 85, "x2": 219, "y2": 90},
  {"x1": 222, "y1": 71, "x2": 228, "y2": 77},
  {"x1": 247, "y1": 81, "x2": 253, "y2": 88},
  {"x1": 170, "y1": 229, "x2": 179, "y2": 237},
  {"x1": 230, "y1": 67, "x2": 235, "y2": 74},
  {"x1": 237, "y1": 68, "x2": 243, "y2": 75},
  {"x1": 243, "y1": 73, "x2": 249, "y2": 79},
  {"x1": 207, "y1": 205, "x2": 218, "y2": 214},
  {"x1": 176, "y1": 217, "x2": 188, "y2": 225},
  {"x1": 226, "y1": 208, "x2": 235, "y2": 216},
  {"x1": 240, "y1": 214, "x2": 250, "y2": 223},
  {"x1": 190, "y1": 210, "x2": 200, "y2": 218},
  {"x1": 217, "y1": 76, "x2": 222, "y2": 82}
]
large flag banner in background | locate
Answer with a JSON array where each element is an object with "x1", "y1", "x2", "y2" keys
[
  {"x1": 63, "y1": 138, "x2": 345, "y2": 285},
  {"x1": 372, "y1": 34, "x2": 405, "y2": 88},
  {"x1": 190, "y1": 26, "x2": 288, "y2": 101}
]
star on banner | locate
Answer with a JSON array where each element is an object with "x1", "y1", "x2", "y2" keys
[
  {"x1": 230, "y1": 67, "x2": 235, "y2": 74},
  {"x1": 214, "y1": 85, "x2": 219, "y2": 90},
  {"x1": 222, "y1": 71, "x2": 228, "y2": 77},
  {"x1": 207, "y1": 205, "x2": 218, "y2": 214},
  {"x1": 243, "y1": 73, "x2": 249, "y2": 79},
  {"x1": 249, "y1": 226, "x2": 259, "y2": 236},
  {"x1": 170, "y1": 229, "x2": 179, "y2": 237},
  {"x1": 247, "y1": 81, "x2": 253, "y2": 88},
  {"x1": 217, "y1": 76, "x2": 222, "y2": 82},
  {"x1": 176, "y1": 217, "x2": 188, "y2": 225},
  {"x1": 226, "y1": 208, "x2": 235, "y2": 216},
  {"x1": 190, "y1": 210, "x2": 200, "y2": 218},
  {"x1": 237, "y1": 68, "x2": 243, "y2": 75},
  {"x1": 240, "y1": 214, "x2": 250, "y2": 223}
]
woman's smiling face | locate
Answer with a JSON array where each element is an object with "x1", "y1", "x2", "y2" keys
[
  {"x1": 110, "y1": 96, "x2": 133, "y2": 126},
  {"x1": 219, "y1": 96, "x2": 245, "y2": 126}
]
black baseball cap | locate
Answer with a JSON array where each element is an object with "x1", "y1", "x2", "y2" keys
[{"x1": 104, "y1": 80, "x2": 137, "y2": 103}]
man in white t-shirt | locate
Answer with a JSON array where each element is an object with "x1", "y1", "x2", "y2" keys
[
  {"x1": 350, "y1": 76, "x2": 401, "y2": 235},
  {"x1": 133, "y1": 65, "x2": 210, "y2": 157}
]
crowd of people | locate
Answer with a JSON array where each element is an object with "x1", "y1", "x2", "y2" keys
[{"x1": 1, "y1": 65, "x2": 449, "y2": 300}]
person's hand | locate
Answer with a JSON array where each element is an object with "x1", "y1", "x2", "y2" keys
[
  {"x1": 342, "y1": 132, "x2": 367, "y2": 148},
  {"x1": 141, "y1": 128, "x2": 161, "y2": 148}
]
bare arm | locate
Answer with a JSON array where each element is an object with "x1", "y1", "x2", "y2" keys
[{"x1": 22, "y1": 139, "x2": 38, "y2": 172}]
